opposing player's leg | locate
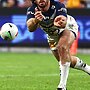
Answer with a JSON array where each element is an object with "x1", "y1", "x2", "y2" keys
[{"x1": 70, "y1": 56, "x2": 90, "y2": 75}]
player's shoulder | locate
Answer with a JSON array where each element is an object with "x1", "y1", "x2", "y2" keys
[
  {"x1": 27, "y1": 3, "x2": 36, "y2": 15},
  {"x1": 53, "y1": 1, "x2": 66, "y2": 8},
  {"x1": 53, "y1": 1, "x2": 67, "y2": 13},
  {"x1": 27, "y1": 3, "x2": 36, "y2": 12}
]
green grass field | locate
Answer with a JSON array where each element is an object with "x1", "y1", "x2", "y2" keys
[{"x1": 0, "y1": 52, "x2": 90, "y2": 90}]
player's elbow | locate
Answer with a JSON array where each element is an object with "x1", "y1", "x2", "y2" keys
[
  {"x1": 26, "y1": 21, "x2": 36, "y2": 32},
  {"x1": 27, "y1": 23, "x2": 34, "y2": 32},
  {"x1": 26, "y1": 18, "x2": 38, "y2": 32}
]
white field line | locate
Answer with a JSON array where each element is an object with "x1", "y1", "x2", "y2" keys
[
  {"x1": 0, "y1": 74, "x2": 59, "y2": 77},
  {"x1": 0, "y1": 66, "x2": 28, "y2": 69},
  {"x1": 0, "y1": 73, "x2": 86, "y2": 78},
  {"x1": 0, "y1": 87, "x2": 33, "y2": 89}
]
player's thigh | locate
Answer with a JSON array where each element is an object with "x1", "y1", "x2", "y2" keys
[
  {"x1": 57, "y1": 30, "x2": 75, "y2": 49},
  {"x1": 50, "y1": 29, "x2": 75, "y2": 61}
]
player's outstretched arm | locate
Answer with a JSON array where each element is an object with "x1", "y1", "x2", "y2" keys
[
  {"x1": 27, "y1": 7, "x2": 45, "y2": 32},
  {"x1": 26, "y1": 18, "x2": 39, "y2": 32}
]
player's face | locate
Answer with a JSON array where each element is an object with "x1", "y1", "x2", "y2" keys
[{"x1": 35, "y1": 0, "x2": 49, "y2": 8}]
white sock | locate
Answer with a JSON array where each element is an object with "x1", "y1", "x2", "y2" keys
[
  {"x1": 58, "y1": 61, "x2": 70, "y2": 89},
  {"x1": 74, "y1": 57, "x2": 85, "y2": 69},
  {"x1": 74, "y1": 57, "x2": 90, "y2": 74}
]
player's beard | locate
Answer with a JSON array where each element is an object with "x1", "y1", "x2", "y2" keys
[{"x1": 37, "y1": 0, "x2": 49, "y2": 8}]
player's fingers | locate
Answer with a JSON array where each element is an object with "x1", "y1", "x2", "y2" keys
[
  {"x1": 35, "y1": 7, "x2": 41, "y2": 16},
  {"x1": 34, "y1": 11, "x2": 40, "y2": 16},
  {"x1": 54, "y1": 16, "x2": 61, "y2": 22},
  {"x1": 35, "y1": 7, "x2": 39, "y2": 12},
  {"x1": 54, "y1": 15, "x2": 67, "y2": 22},
  {"x1": 58, "y1": 15, "x2": 67, "y2": 22},
  {"x1": 37, "y1": 16, "x2": 43, "y2": 20},
  {"x1": 35, "y1": 14, "x2": 43, "y2": 21},
  {"x1": 54, "y1": 19, "x2": 63, "y2": 27},
  {"x1": 54, "y1": 21, "x2": 60, "y2": 27},
  {"x1": 35, "y1": 14, "x2": 42, "y2": 18},
  {"x1": 34, "y1": 11, "x2": 42, "y2": 17}
]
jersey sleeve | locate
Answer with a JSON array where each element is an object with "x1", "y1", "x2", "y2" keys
[
  {"x1": 56, "y1": 3, "x2": 67, "y2": 17},
  {"x1": 26, "y1": 4, "x2": 35, "y2": 21}
]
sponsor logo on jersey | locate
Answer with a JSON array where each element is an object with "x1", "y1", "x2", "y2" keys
[
  {"x1": 27, "y1": 11, "x2": 34, "y2": 15},
  {"x1": 58, "y1": 8, "x2": 67, "y2": 13}
]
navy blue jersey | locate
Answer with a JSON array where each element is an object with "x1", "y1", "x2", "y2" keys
[
  {"x1": 27, "y1": 1, "x2": 67, "y2": 21},
  {"x1": 26, "y1": 1, "x2": 67, "y2": 35}
]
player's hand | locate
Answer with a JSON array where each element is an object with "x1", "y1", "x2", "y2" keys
[
  {"x1": 34, "y1": 7, "x2": 45, "y2": 21},
  {"x1": 54, "y1": 15, "x2": 67, "y2": 28}
]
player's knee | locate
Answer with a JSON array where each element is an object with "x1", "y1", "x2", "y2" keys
[
  {"x1": 57, "y1": 44, "x2": 69, "y2": 53},
  {"x1": 57, "y1": 44, "x2": 70, "y2": 58},
  {"x1": 57, "y1": 44, "x2": 71, "y2": 63}
]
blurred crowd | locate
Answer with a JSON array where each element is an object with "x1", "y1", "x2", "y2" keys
[
  {"x1": 56, "y1": 0, "x2": 89, "y2": 8},
  {"x1": 0, "y1": 0, "x2": 32, "y2": 8},
  {"x1": 0, "y1": 0, "x2": 90, "y2": 8}
]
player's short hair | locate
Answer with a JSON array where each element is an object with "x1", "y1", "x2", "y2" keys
[{"x1": 31, "y1": 0, "x2": 54, "y2": 3}]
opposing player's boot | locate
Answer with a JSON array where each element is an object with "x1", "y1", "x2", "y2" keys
[
  {"x1": 57, "y1": 88, "x2": 67, "y2": 90},
  {"x1": 81, "y1": 63, "x2": 90, "y2": 75}
]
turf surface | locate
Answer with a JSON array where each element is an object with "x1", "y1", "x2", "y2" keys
[{"x1": 0, "y1": 52, "x2": 90, "y2": 90}]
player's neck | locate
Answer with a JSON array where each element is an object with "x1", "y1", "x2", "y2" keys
[{"x1": 38, "y1": 1, "x2": 50, "y2": 12}]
